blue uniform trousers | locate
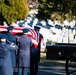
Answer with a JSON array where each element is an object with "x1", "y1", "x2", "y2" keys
[{"x1": 18, "y1": 67, "x2": 28, "y2": 75}]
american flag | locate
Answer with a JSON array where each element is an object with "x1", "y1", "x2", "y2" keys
[{"x1": 0, "y1": 25, "x2": 38, "y2": 48}]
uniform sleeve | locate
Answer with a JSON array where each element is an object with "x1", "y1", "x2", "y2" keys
[
  {"x1": 40, "y1": 34, "x2": 45, "y2": 46},
  {"x1": 30, "y1": 38, "x2": 33, "y2": 47},
  {"x1": 6, "y1": 43, "x2": 18, "y2": 51}
]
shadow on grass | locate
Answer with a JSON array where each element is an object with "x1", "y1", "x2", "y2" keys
[{"x1": 39, "y1": 52, "x2": 66, "y2": 67}]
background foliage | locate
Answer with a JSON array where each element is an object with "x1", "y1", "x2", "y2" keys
[
  {"x1": 0, "y1": 0, "x2": 29, "y2": 25},
  {"x1": 38, "y1": 0, "x2": 76, "y2": 23}
]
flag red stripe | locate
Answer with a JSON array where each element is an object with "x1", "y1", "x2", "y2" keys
[{"x1": 0, "y1": 25, "x2": 38, "y2": 48}]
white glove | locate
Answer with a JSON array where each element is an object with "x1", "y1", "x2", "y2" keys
[{"x1": 10, "y1": 43, "x2": 15, "y2": 47}]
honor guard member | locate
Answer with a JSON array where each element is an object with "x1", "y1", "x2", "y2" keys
[
  {"x1": 30, "y1": 26, "x2": 44, "y2": 75},
  {"x1": 0, "y1": 34, "x2": 18, "y2": 75},
  {"x1": 6, "y1": 26, "x2": 17, "y2": 68},
  {"x1": 17, "y1": 28, "x2": 32, "y2": 75}
]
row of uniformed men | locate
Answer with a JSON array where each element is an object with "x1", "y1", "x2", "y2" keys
[{"x1": 0, "y1": 26, "x2": 43, "y2": 75}]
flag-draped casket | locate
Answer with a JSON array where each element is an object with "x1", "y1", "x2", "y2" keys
[{"x1": 0, "y1": 25, "x2": 38, "y2": 48}]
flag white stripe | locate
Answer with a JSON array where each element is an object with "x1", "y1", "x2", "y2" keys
[{"x1": 0, "y1": 26, "x2": 38, "y2": 48}]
